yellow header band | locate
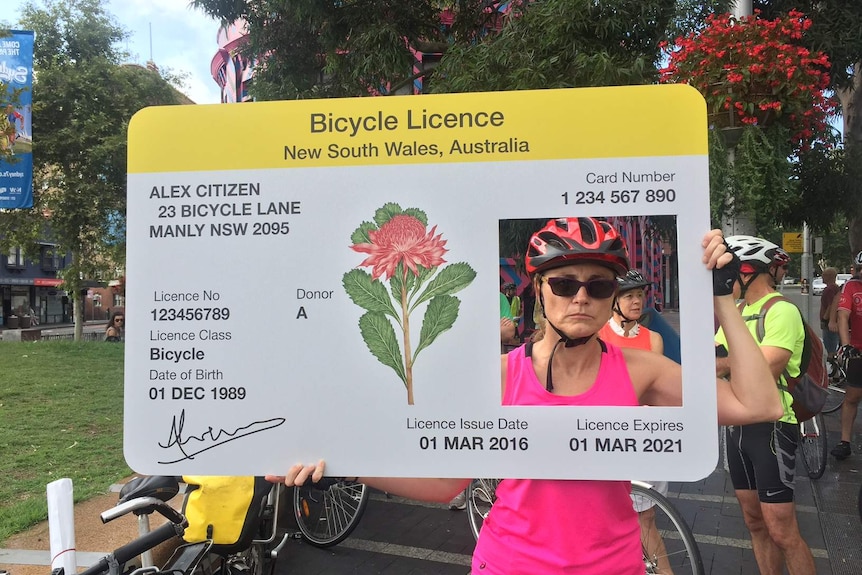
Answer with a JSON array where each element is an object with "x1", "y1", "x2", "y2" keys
[{"x1": 128, "y1": 85, "x2": 707, "y2": 173}]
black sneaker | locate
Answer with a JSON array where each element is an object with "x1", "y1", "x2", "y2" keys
[{"x1": 831, "y1": 441, "x2": 851, "y2": 460}]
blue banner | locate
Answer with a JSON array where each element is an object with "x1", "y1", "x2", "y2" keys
[{"x1": 0, "y1": 30, "x2": 34, "y2": 209}]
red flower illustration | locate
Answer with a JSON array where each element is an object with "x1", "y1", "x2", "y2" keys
[{"x1": 351, "y1": 214, "x2": 448, "y2": 280}]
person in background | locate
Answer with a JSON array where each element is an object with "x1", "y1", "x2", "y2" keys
[
  {"x1": 499, "y1": 284, "x2": 517, "y2": 349},
  {"x1": 273, "y1": 221, "x2": 782, "y2": 574},
  {"x1": 599, "y1": 270, "x2": 663, "y2": 355},
  {"x1": 502, "y1": 282, "x2": 522, "y2": 328},
  {"x1": 104, "y1": 310, "x2": 125, "y2": 342},
  {"x1": 819, "y1": 268, "x2": 840, "y2": 357},
  {"x1": 830, "y1": 251, "x2": 862, "y2": 460},
  {"x1": 717, "y1": 235, "x2": 815, "y2": 575}
]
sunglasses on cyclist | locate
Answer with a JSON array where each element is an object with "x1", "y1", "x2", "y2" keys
[{"x1": 542, "y1": 276, "x2": 617, "y2": 299}]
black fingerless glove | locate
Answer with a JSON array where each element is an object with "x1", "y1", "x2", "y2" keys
[
  {"x1": 838, "y1": 344, "x2": 858, "y2": 367},
  {"x1": 712, "y1": 247, "x2": 740, "y2": 296}
]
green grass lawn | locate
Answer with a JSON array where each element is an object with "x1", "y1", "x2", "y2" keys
[{"x1": 0, "y1": 341, "x2": 129, "y2": 543}]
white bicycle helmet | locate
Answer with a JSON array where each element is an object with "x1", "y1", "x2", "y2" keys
[
  {"x1": 854, "y1": 251, "x2": 862, "y2": 268},
  {"x1": 725, "y1": 235, "x2": 790, "y2": 274}
]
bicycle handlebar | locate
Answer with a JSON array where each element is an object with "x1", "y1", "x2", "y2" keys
[
  {"x1": 77, "y1": 522, "x2": 182, "y2": 575},
  {"x1": 100, "y1": 497, "x2": 185, "y2": 526}
]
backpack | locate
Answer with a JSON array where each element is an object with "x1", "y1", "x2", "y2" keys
[{"x1": 740, "y1": 295, "x2": 829, "y2": 422}]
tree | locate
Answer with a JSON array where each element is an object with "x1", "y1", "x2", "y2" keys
[
  {"x1": 191, "y1": 0, "x2": 449, "y2": 100},
  {"x1": 0, "y1": 0, "x2": 184, "y2": 339},
  {"x1": 432, "y1": 0, "x2": 678, "y2": 92},
  {"x1": 192, "y1": 1, "x2": 691, "y2": 98}
]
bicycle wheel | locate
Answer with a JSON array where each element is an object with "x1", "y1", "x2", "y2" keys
[
  {"x1": 293, "y1": 480, "x2": 368, "y2": 548},
  {"x1": 631, "y1": 482, "x2": 704, "y2": 575},
  {"x1": 467, "y1": 478, "x2": 500, "y2": 540},
  {"x1": 798, "y1": 413, "x2": 827, "y2": 480},
  {"x1": 823, "y1": 382, "x2": 846, "y2": 414}
]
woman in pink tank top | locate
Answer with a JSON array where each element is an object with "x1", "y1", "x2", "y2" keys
[{"x1": 269, "y1": 219, "x2": 783, "y2": 574}]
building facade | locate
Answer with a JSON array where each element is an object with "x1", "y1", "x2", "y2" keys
[{"x1": 1, "y1": 244, "x2": 67, "y2": 326}]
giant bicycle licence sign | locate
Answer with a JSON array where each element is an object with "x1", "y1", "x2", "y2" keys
[{"x1": 125, "y1": 85, "x2": 716, "y2": 480}]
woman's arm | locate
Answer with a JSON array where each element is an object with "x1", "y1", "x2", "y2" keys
[
  {"x1": 828, "y1": 290, "x2": 841, "y2": 333},
  {"x1": 266, "y1": 463, "x2": 470, "y2": 503},
  {"x1": 713, "y1": 294, "x2": 783, "y2": 425}
]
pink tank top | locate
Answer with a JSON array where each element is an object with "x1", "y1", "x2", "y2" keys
[{"x1": 472, "y1": 341, "x2": 642, "y2": 574}]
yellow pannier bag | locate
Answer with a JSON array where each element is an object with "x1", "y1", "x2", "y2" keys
[{"x1": 181, "y1": 476, "x2": 268, "y2": 549}]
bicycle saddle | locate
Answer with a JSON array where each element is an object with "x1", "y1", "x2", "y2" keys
[{"x1": 119, "y1": 475, "x2": 181, "y2": 514}]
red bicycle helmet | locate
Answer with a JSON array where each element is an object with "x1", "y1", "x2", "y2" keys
[{"x1": 526, "y1": 217, "x2": 630, "y2": 276}]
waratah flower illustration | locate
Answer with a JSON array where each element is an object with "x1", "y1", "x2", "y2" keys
[
  {"x1": 344, "y1": 204, "x2": 476, "y2": 405},
  {"x1": 351, "y1": 214, "x2": 448, "y2": 280}
]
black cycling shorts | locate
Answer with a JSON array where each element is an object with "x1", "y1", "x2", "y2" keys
[
  {"x1": 726, "y1": 421, "x2": 797, "y2": 504},
  {"x1": 845, "y1": 355, "x2": 862, "y2": 388}
]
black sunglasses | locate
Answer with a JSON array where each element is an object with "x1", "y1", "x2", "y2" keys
[{"x1": 543, "y1": 276, "x2": 617, "y2": 299}]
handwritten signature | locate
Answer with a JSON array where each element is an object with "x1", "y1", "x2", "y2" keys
[{"x1": 157, "y1": 409, "x2": 286, "y2": 464}]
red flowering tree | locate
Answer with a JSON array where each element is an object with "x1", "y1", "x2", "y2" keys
[
  {"x1": 660, "y1": 10, "x2": 836, "y2": 152},
  {"x1": 344, "y1": 203, "x2": 476, "y2": 405},
  {"x1": 660, "y1": 10, "x2": 840, "y2": 230}
]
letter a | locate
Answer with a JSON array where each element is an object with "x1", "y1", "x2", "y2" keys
[{"x1": 296, "y1": 306, "x2": 308, "y2": 319}]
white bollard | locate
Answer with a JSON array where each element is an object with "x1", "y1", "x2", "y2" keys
[{"x1": 47, "y1": 478, "x2": 76, "y2": 575}]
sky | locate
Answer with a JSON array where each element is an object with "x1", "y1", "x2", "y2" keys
[{"x1": 1, "y1": 0, "x2": 223, "y2": 104}]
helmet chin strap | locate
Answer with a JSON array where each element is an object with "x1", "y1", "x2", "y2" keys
[
  {"x1": 737, "y1": 272, "x2": 759, "y2": 299},
  {"x1": 541, "y1": 290, "x2": 593, "y2": 391}
]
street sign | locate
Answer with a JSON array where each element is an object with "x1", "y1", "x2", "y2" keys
[{"x1": 783, "y1": 232, "x2": 804, "y2": 253}]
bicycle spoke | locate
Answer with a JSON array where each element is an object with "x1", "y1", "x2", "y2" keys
[
  {"x1": 798, "y1": 414, "x2": 827, "y2": 480},
  {"x1": 294, "y1": 483, "x2": 368, "y2": 547},
  {"x1": 633, "y1": 483, "x2": 703, "y2": 575}
]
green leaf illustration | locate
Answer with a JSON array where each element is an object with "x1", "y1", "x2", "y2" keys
[
  {"x1": 343, "y1": 269, "x2": 399, "y2": 320},
  {"x1": 350, "y1": 221, "x2": 377, "y2": 245},
  {"x1": 411, "y1": 262, "x2": 477, "y2": 311},
  {"x1": 359, "y1": 311, "x2": 406, "y2": 385},
  {"x1": 418, "y1": 264, "x2": 437, "y2": 284},
  {"x1": 414, "y1": 295, "x2": 460, "y2": 360},
  {"x1": 410, "y1": 265, "x2": 437, "y2": 300},
  {"x1": 403, "y1": 207, "x2": 428, "y2": 225},
  {"x1": 374, "y1": 202, "x2": 403, "y2": 227}
]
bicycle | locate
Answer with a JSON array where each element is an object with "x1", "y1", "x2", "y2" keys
[
  {"x1": 293, "y1": 478, "x2": 369, "y2": 547},
  {"x1": 465, "y1": 478, "x2": 705, "y2": 574},
  {"x1": 823, "y1": 356, "x2": 846, "y2": 414},
  {"x1": 798, "y1": 412, "x2": 828, "y2": 480},
  {"x1": 65, "y1": 475, "x2": 368, "y2": 575}
]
